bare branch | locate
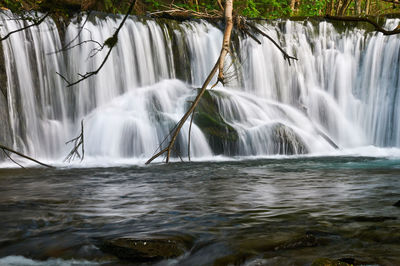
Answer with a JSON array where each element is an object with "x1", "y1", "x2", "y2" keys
[
  {"x1": 188, "y1": 107, "x2": 196, "y2": 161},
  {"x1": 0, "y1": 12, "x2": 49, "y2": 41},
  {"x1": 58, "y1": 0, "x2": 137, "y2": 87},
  {"x1": 245, "y1": 21, "x2": 298, "y2": 64},
  {"x1": 0, "y1": 144, "x2": 53, "y2": 168},
  {"x1": 2, "y1": 149, "x2": 25, "y2": 168},
  {"x1": 47, "y1": 11, "x2": 93, "y2": 55}
]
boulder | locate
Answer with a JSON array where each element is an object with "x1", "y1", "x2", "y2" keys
[
  {"x1": 194, "y1": 89, "x2": 238, "y2": 155},
  {"x1": 270, "y1": 123, "x2": 308, "y2": 155}
]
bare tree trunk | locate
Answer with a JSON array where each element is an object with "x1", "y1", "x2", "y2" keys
[
  {"x1": 354, "y1": 0, "x2": 361, "y2": 14},
  {"x1": 326, "y1": 0, "x2": 335, "y2": 15},
  {"x1": 366, "y1": 0, "x2": 371, "y2": 14},
  {"x1": 290, "y1": 0, "x2": 297, "y2": 13},
  {"x1": 218, "y1": 0, "x2": 233, "y2": 83},
  {"x1": 338, "y1": 0, "x2": 353, "y2": 15},
  {"x1": 334, "y1": 0, "x2": 342, "y2": 15}
]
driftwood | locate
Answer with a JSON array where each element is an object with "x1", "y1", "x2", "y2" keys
[
  {"x1": 0, "y1": 144, "x2": 53, "y2": 168},
  {"x1": 325, "y1": 15, "x2": 400, "y2": 35}
]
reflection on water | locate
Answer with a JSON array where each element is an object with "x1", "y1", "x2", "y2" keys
[{"x1": 0, "y1": 157, "x2": 399, "y2": 265}]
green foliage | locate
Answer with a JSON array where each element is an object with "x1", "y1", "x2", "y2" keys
[
  {"x1": 298, "y1": 0, "x2": 326, "y2": 16},
  {"x1": 144, "y1": 0, "x2": 161, "y2": 10},
  {"x1": 242, "y1": 0, "x2": 260, "y2": 18}
]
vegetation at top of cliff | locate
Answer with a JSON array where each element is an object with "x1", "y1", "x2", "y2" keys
[{"x1": 1, "y1": 0, "x2": 400, "y2": 19}]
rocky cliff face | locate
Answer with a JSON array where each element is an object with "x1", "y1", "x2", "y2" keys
[{"x1": 0, "y1": 41, "x2": 12, "y2": 158}]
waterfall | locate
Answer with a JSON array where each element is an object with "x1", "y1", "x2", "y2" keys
[{"x1": 1, "y1": 12, "x2": 400, "y2": 163}]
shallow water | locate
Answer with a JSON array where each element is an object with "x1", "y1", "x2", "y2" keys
[{"x1": 0, "y1": 157, "x2": 399, "y2": 265}]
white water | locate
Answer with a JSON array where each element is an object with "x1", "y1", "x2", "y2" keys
[{"x1": 1, "y1": 13, "x2": 400, "y2": 163}]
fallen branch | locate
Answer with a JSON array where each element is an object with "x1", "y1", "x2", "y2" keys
[
  {"x1": 325, "y1": 15, "x2": 400, "y2": 35},
  {"x1": 2, "y1": 149, "x2": 25, "y2": 168},
  {"x1": 0, "y1": 12, "x2": 49, "y2": 41},
  {"x1": 146, "y1": 0, "x2": 234, "y2": 164},
  {"x1": 0, "y1": 144, "x2": 53, "y2": 168}
]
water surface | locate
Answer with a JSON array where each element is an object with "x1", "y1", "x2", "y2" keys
[{"x1": 0, "y1": 157, "x2": 399, "y2": 265}]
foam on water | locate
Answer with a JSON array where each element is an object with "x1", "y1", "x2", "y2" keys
[{"x1": 0, "y1": 256, "x2": 100, "y2": 266}]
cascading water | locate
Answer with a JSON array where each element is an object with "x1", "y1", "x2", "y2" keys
[{"x1": 1, "y1": 12, "x2": 400, "y2": 163}]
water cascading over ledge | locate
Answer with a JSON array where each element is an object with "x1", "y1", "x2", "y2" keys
[{"x1": 0, "y1": 12, "x2": 399, "y2": 163}]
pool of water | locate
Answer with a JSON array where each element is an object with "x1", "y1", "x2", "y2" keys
[{"x1": 0, "y1": 157, "x2": 399, "y2": 265}]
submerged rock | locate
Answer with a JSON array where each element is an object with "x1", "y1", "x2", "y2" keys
[
  {"x1": 273, "y1": 233, "x2": 318, "y2": 250},
  {"x1": 98, "y1": 238, "x2": 188, "y2": 262},
  {"x1": 311, "y1": 258, "x2": 352, "y2": 266},
  {"x1": 194, "y1": 89, "x2": 238, "y2": 155},
  {"x1": 270, "y1": 123, "x2": 308, "y2": 155}
]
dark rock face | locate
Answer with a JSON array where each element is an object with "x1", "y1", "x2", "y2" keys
[
  {"x1": 98, "y1": 238, "x2": 188, "y2": 262},
  {"x1": 194, "y1": 90, "x2": 238, "y2": 156},
  {"x1": 393, "y1": 200, "x2": 400, "y2": 207}
]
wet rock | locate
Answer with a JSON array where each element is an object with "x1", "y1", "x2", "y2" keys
[
  {"x1": 194, "y1": 89, "x2": 238, "y2": 155},
  {"x1": 311, "y1": 258, "x2": 351, "y2": 266},
  {"x1": 393, "y1": 200, "x2": 400, "y2": 207},
  {"x1": 270, "y1": 123, "x2": 308, "y2": 155},
  {"x1": 98, "y1": 238, "x2": 188, "y2": 262},
  {"x1": 274, "y1": 233, "x2": 318, "y2": 250}
]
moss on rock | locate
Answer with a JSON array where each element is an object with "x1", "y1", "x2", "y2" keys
[{"x1": 194, "y1": 89, "x2": 238, "y2": 155}]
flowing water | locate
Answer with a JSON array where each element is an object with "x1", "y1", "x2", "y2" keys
[
  {"x1": 0, "y1": 12, "x2": 400, "y2": 265},
  {"x1": 0, "y1": 158, "x2": 399, "y2": 265},
  {"x1": 1, "y1": 14, "x2": 400, "y2": 160}
]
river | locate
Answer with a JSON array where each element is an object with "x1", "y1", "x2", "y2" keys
[{"x1": 0, "y1": 156, "x2": 399, "y2": 265}]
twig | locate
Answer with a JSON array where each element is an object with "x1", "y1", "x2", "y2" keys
[
  {"x1": 64, "y1": 120, "x2": 85, "y2": 162},
  {"x1": 47, "y1": 11, "x2": 93, "y2": 55}
]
